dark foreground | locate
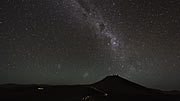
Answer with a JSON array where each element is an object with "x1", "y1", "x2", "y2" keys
[{"x1": 0, "y1": 76, "x2": 180, "y2": 101}]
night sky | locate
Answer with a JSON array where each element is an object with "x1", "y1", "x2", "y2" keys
[{"x1": 0, "y1": 0, "x2": 180, "y2": 90}]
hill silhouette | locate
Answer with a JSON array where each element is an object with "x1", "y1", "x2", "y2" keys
[
  {"x1": 92, "y1": 75, "x2": 162, "y2": 95},
  {"x1": 0, "y1": 75, "x2": 180, "y2": 101}
]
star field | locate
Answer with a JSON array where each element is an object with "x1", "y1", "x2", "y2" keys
[{"x1": 0, "y1": 0, "x2": 180, "y2": 90}]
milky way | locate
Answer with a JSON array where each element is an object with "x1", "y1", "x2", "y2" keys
[
  {"x1": 1, "y1": 0, "x2": 180, "y2": 90},
  {"x1": 66, "y1": 0, "x2": 128, "y2": 70},
  {"x1": 69, "y1": 0, "x2": 122, "y2": 52}
]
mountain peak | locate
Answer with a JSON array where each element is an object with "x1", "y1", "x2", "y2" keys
[
  {"x1": 96, "y1": 75, "x2": 136, "y2": 85},
  {"x1": 92, "y1": 75, "x2": 154, "y2": 94},
  {"x1": 103, "y1": 75, "x2": 128, "y2": 81}
]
